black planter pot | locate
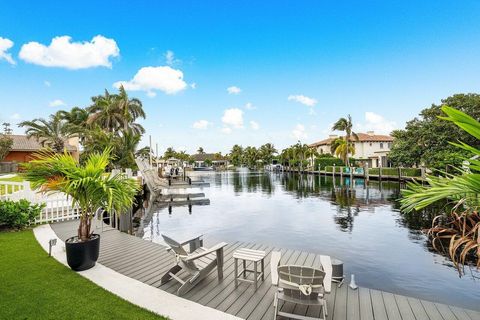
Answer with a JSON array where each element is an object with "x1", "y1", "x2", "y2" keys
[{"x1": 65, "y1": 234, "x2": 100, "y2": 271}]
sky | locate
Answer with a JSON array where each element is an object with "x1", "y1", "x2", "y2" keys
[{"x1": 0, "y1": 1, "x2": 479, "y2": 154}]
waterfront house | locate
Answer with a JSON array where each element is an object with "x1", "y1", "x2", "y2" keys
[
  {"x1": 3, "y1": 135, "x2": 79, "y2": 163},
  {"x1": 191, "y1": 153, "x2": 229, "y2": 169},
  {"x1": 309, "y1": 131, "x2": 393, "y2": 168}
]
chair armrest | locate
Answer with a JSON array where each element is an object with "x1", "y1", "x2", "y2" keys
[
  {"x1": 319, "y1": 255, "x2": 332, "y2": 293},
  {"x1": 184, "y1": 242, "x2": 228, "y2": 262},
  {"x1": 271, "y1": 251, "x2": 282, "y2": 286}
]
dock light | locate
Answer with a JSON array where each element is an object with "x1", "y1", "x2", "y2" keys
[
  {"x1": 48, "y1": 238, "x2": 57, "y2": 257},
  {"x1": 349, "y1": 274, "x2": 358, "y2": 290}
]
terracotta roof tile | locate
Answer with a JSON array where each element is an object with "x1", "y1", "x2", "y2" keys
[{"x1": 309, "y1": 132, "x2": 393, "y2": 147}]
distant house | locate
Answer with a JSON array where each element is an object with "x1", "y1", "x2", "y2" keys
[
  {"x1": 3, "y1": 135, "x2": 79, "y2": 163},
  {"x1": 190, "y1": 153, "x2": 229, "y2": 168},
  {"x1": 309, "y1": 131, "x2": 393, "y2": 168}
]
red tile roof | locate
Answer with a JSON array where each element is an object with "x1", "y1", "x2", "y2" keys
[{"x1": 309, "y1": 132, "x2": 393, "y2": 147}]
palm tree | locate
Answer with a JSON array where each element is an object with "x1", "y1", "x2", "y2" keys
[
  {"x1": 57, "y1": 107, "x2": 90, "y2": 143},
  {"x1": 19, "y1": 112, "x2": 77, "y2": 153},
  {"x1": 259, "y1": 143, "x2": 277, "y2": 164},
  {"x1": 243, "y1": 146, "x2": 259, "y2": 169},
  {"x1": 164, "y1": 147, "x2": 176, "y2": 159},
  {"x1": 306, "y1": 147, "x2": 319, "y2": 169},
  {"x1": 197, "y1": 147, "x2": 205, "y2": 154},
  {"x1": 293, "y1": 142, "x2": 310, "y2": 172},
  {"x1": 136, "y1": 146, "x2": 153, "y2": 160},
  {"x1": 87, "y1": 89, "x2": 123, "y2": 133},
  {"x1": 229, "y1": 145, "x2": 243, "y2": 167},
  {"x1": 332, "y1": 115, "x2": 359, "y2": 166},
  {"x1": 22, "y1": 148, "x2": 139, "y2": 241},
  {"x1": 57, "y1": 107, "x2": 89, "y2": 127},
  {"x1": 116, "y1": 85, "x2": 146, "y2": 134},
  {"x1": 113, "y1": 131, "x2": 141, "y2": 169},
  {"x1": 331, "y1": 138, "x2": 354, "y2": 164}
]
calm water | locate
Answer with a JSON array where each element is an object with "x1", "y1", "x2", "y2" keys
[{"x1": 141, "y1": 170, "x2": 480, "y2": 310}]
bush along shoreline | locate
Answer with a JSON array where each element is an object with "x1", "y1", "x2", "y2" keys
[{"x1": 0, "y1": 199, "x2": 44, "y2": 231}]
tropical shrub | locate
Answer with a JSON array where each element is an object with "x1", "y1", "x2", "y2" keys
[
  {"x1": 0, "y1": 199, "x2": 44, "y2": 229},
  {"x1": 315, "y1": 157, "x2": 344, "y2": 170},
  {"x1": 401, "y1": 106, "x2": 480, "y2": 273}
]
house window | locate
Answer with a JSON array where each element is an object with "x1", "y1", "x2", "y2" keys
[
  {"x1": 388, "y1": 142, "x2": 392, "y2": 148},
  {"x1": 380, "y1": 142, "x2": 384, "y2": 149},
  {"x1": 369, "y1": 142, "x2": 372, "y2": 146}
]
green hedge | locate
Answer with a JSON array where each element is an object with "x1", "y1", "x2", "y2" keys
[
  {"x1": 324, "y1": 166, "x2": 422, "y2": 177},
  {"x1": 368, "y1": 167, "x2": 421, "y2": 177},
  {"x1": 315, "y1": 157, "x2": 344, "y2": 170},
  {"x1": 325, "y1": 165, "x2": 342, "y2": 173},
  {"x1": 401, "y1": 168, "x2": 422, "y2": 177},
  {"x1": 0, "y1": 199, "x2": 44, "y2": 230}
]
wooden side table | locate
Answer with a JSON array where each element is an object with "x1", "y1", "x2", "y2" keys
[{"x1": 233, "y1": 248, "x2": 266, "y2": 290}]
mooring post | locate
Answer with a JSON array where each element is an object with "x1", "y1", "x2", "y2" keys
[
  {"x1": 398, "y1": 167, "x2": 402, "y2": 181},
  {"x1": 365, "y1": 163, "x2": 369, "y2": 183},
  {"x1": 379, "y1": 166, "x2": 382, "y2": 180},
  {"x1": 333, "y1": 164, "x2": 336, "y2": 178}
]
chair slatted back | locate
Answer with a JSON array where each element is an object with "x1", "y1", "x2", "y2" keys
[
  {"x1": 162, "y1": 234, "x2": 189, "y2": 256},
  {"x1": 278, "y1": 265, "x2": 325, "y2": 301},
  {"x1": 162, "y1": 234, "x2": 198, "y2": 272}
]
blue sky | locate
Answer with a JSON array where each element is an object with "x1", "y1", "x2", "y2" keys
[{"x1": 1, "y1": 1, "x2": 479, "y2": 154}]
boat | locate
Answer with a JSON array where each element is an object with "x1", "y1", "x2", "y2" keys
[{"x1": 193, "y1": 166, "x2": 214, "y2": 171}]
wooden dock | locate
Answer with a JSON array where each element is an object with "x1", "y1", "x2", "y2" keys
[{"x1": 51, "y1": 221, "x2": 479, "y2": 320}]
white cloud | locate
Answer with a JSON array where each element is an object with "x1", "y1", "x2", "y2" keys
[
  {"x1": 164, "y1": 50, "x2": 180, "y2": 66},
  {"x1": 227, "y1": 86, "x2": 241, "y2": 95},
  {"x1": 244, "y1": 102, "x2": 255, "y2": 110},
  {"x1": 19, "y1": 35, "x2": 119, "y2": 69},
  {"x1": 114, "y1": 66, "x2": 187, "y2": 96},
  {"x1": 356, "y1": 111, "x2": 397, "y2": 134},
  {"x1": 0, "y1": 37, "x2": 15, "y2": 65},
  {"x1": 221, "y1": 108, "x2": 243, "y2": 128},
  {"x1": 10, "y1": 113, "x2": 21, "y2": 120},
  {"x1": 192, "y1": 120, "x2": 211, "y2": 129},
  {"x1": 44, "y1": 80, "x2": 51, "y2": 87},
  {"x1": 49, "y1": 99, "x2": 66, "y2": 107},
  {"x1": 292, "y1": 124, "x2": 308, "y2": 140},
  {"x1": 288, "y1": 94, "x2": 317, "y2": 107},
  {"x1": 221, "y1": 127, "x2": 232, "y2": 134},
  {"x1": 250, "y1": 121, "x2": 260, "y2": 130}
]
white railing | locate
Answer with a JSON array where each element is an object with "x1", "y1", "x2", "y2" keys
[
  {"x1": 35, "y1": 195, "x2": 81, "y2": 224},
  {"x1": 0, "y1": 181, "x2": 32, "y2": 201},
  {"x1": 1, "y1": 172, "x2": 134, "y2": 225}
]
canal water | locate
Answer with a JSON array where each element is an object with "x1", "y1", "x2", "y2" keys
[{"x1": 141, "y1": 170, "x2": 480, "y2": 310}]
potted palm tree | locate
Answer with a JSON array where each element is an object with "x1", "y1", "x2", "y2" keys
[{"x1": 23, "y1": 148, "x2": 139, "y2": 271}]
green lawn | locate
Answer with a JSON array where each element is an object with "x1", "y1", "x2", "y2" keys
[{"x1": 0, "y1": 230, "x2": 167, "y2": 319}]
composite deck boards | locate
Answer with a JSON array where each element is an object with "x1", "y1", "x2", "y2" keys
[
  {"x1": 50, "y1": 220, "x2": 480, "y2": 320},
  {"x1": 393, "y1": 294, "x2": 415, "y2": 320}
]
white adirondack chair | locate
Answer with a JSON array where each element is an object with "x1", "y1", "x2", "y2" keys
[
  {"x1": 274, "y1": 265, "x2": 328, "y2": 320},
  {"x1": 160, "y1": 234, "x2": 228, "y2": 296}
]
